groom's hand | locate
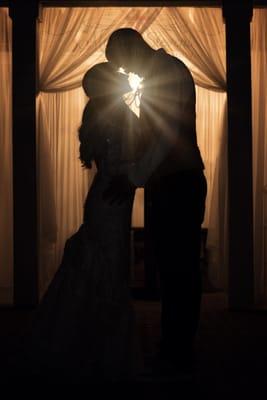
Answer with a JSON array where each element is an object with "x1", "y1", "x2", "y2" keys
[{"x1": 103, "y1": 174, "x2": 136, "y2": 205}]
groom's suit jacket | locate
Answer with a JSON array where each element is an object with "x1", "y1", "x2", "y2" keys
[{"x1": 139, "y1": 48, "x2": 204, "y2": 184}]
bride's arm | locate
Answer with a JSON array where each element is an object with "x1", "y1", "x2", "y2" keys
[{"x1": 79, "y1": 101, "x2": 107, "y2": 168}]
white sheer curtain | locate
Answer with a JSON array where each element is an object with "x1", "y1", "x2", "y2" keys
[
  {"x1": 145, "y1": 8, "x2": 226, "y2": 90},
  {"x1": 195, "y1": 86, "x2": 228, "y2": 288},
  {"x1": 251, "y1": 9, "x2": 267, "y2": 304},
  {"x1": 0, "y1": 8, "x2": 13, "y2": 304}
]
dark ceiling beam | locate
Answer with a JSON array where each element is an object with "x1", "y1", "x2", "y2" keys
[
  {"x1": 255, "y1": 0, "x2": 267, "y2": 5},
  {"x1": 40, "y1": 0, "x2": 222, "y2": 6},
  {"x1": 2, "y1": 0, "x2": 267, "y2": 7},
  {"x1": 39, "y1": 0, "x2": 267, "y2": 7}
]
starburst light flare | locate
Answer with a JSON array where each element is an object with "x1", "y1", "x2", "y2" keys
[{"x1": 118, "y1": 67, "x2": 143, "y2": 117}]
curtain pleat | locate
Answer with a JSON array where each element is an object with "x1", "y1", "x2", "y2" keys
[
  {"x1": 38, "y1": 7, "x2": 162, "y2": 92},
  {"x1": 144, "y1": 8, "x2": 226, "y2": 91}
]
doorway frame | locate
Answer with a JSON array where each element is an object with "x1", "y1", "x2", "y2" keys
[{"x1": 5, "y1": 0, "x2": 267, "y2": 308}]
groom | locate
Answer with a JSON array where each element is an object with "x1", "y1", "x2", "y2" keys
[{"x1": 105, "y1": 28, "x2": 207, "y2": 374}]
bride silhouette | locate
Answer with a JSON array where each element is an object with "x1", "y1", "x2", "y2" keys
[{"x1": 20, "y1": 62, "x2": 143, "y2": 382}]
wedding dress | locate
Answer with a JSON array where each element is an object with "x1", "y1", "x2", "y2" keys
[{"x1": 21, "y1": 98, "x2": 142, "y2": 382}]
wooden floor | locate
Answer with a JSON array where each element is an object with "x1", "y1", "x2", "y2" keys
[{"x1": 1, "y1": 293, "x2": 267, "y2": 392}]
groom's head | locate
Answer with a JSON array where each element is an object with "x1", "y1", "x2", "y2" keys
[{"x1": 106, "y1": 28, "x2": 153, "y2": 75}]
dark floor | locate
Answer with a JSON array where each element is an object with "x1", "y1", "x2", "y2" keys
[{"x1": 1, "y1": 293, "x2": 267, "y2": 392}]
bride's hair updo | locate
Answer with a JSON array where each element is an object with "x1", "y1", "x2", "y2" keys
[
  {"x1": 82, "y1": 62, "x2": 130, "y2": 99},
  {"x1": 79, "y1": 62, "x2": 131, "y2": 169}
]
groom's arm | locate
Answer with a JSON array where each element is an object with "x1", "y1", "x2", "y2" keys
[
  {"x1": 127, "y1": 88, "x2": 178, "y2": 187},
  {"x1": 127, "y1": 133, "x2": 172, "y2": 187},
  {"x1": 129, "y1": 56, "x2": 190, "y2": 186}
]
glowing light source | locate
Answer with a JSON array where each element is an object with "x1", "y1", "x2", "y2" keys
[
  {"x1": 118, "y1": 68, "x2": 143, "y2": 92},
  {"x1": 118, "y1": 67, "x2": 144, "y2": 117},
  {"x1": 118, "y1": 67, "x2": 127, "y2": 75},
  {"x1": 128, "y1": 72, "x2": 143, "y2": 93}
]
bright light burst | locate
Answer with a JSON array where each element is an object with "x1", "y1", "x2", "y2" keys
[
  {"x1": 128, "y1": 72, "x2": 143, "y2": 93},
  {"x1": 118, "y1": 67, "x2": 143, "y2": 117},
  {"x1": 118, "y1": 67, "x2": 127, "y2": 75}
]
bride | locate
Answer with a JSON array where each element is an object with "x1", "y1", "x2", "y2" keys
[
  {"x1": 20, "y1": 62, "x2": 145, "y2": 382},
  {"x1": 18, "y1": 59, "x2": 168, "y2": 382}
]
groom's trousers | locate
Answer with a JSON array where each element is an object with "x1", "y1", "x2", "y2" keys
[{"x1": 148, "y1": 168, "x2": 207, "y2": 359}]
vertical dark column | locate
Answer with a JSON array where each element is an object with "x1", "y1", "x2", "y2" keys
[
  {"x1": 144, "y1": 189, "x2": 159, "y2": 298},
  {"x1": 9, "y1": 1, "x2": 39, "y2": 307},
  {"x1": 223, "y1": 0, "x2": 254, "y2": 309}
]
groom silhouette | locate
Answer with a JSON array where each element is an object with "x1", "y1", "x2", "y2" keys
[{"x1": 105, "y1": 28, "x2": 207, "y2": 374}]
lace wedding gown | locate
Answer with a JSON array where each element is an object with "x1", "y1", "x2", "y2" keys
[{"x1": 21, "y1": 101, "x2": 142, "y2": 382}]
